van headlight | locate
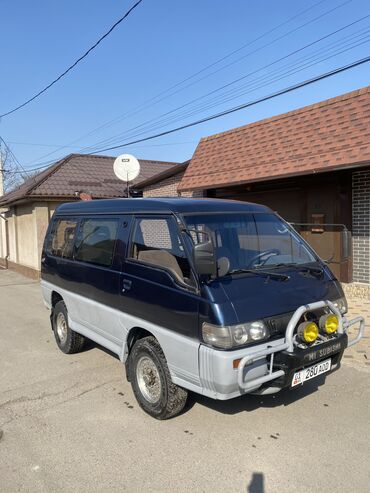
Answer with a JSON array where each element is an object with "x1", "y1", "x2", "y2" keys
[
  {"x1": 332, "y1": 296, "x2": 348, "y2": 315},
  {"x1": 202, "y1": 320, "x2": 269, "y2": 349}
]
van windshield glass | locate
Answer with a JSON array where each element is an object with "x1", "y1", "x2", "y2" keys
[{"x1": 184, "y1": 213, "x2": 316, "y2": 271}]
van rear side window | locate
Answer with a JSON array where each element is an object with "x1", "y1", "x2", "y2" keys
[
  {"x1": 75, "y1": 218, "x2": 119, "y2": 267},
  {"x1": 49, "y1": 219, "x2": 78, "y2": 259},
  {"x1": 130, "y1": 217, "x2": 193, "y2": 285}
]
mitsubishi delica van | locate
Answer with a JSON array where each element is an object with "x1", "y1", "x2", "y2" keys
[{"x1": 41, "y1": 198, "x2": 364, "y2": 419}]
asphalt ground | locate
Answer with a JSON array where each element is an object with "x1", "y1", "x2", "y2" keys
[{"x1": 0, "y1": 269, "x2": 369, "y2": 493}]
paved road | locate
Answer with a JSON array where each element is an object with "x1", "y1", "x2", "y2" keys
[{"x1": 0, "y1": 270, "x2": 369, "y2": 493}]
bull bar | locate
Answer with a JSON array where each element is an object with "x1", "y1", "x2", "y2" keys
[{"x1": 237, "y1": 300, "x2": 365, "y2": 391}]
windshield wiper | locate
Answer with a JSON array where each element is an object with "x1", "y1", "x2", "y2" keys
[
  {"x1": 271, "y1": 263, "x2": 323, "y2": 277},
  {"x1": 228, "y1": 268, "x2": 290, "y2": 281}
]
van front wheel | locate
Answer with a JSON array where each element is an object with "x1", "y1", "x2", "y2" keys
[
  {"x1": 129, "y1": 336, "x2": 188, "y2": 419},
  {"x1": 52, "y1": 301, "x2": 85, "y2": 354}
]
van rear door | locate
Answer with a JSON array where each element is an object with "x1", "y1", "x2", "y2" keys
[{"x1": 69, "y1": 216, "x2": 123, "y2": 350}]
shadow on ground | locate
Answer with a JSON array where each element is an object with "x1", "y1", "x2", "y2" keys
[
  {"x1": 247, "y1": 473, "x2": 265, "y2": 493},
  {"x1": 187, "y1": 372, "x2": 331, "y2": 415},
  {"x1": 81, "y1": 340, "x2": 335, "y2": 416}
]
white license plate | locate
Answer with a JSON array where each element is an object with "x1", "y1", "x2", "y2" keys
[{"x1": 291, "y1": 359, "x2": 332, "y2": 387}]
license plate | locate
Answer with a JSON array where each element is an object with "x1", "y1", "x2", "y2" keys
[{"x1": 291, "y1": 359, "x2": 332, "y2": 387}]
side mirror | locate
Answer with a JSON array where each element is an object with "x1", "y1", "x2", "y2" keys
[{"x1": 193, "y1": 239, "x2": 217, "y2": 278}]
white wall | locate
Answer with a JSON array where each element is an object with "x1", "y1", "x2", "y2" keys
[{"x1": 0, "y1": 201, "x2": 63, "y2": 271}]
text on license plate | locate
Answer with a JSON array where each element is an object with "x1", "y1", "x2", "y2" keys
[{"x1": 292, "y1": 359, "x2": 332, "y2": 387}]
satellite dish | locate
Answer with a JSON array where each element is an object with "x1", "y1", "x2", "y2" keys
[{"x1": 113, "y1": 154, "x2": 140, "y2": 182}]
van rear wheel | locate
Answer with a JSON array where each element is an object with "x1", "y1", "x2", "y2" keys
[
  {"x1": 129, "y1": 336, "x2": 188, "y2": 419},
  {"x1": 52, "y1": 301, "x2": 85, "y2": 354}
]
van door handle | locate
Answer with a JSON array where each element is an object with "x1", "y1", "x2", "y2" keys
[{"x1": 122, "y1": 279, "x2": 132, "y2": 292}]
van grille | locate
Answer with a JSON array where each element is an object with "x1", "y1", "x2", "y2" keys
[
  {"x1": 264, "y1": 307, "x2": 329, "y2": 340},
  {"x1": 264, "y1": 312, "x2": 294, "y2": 339}
]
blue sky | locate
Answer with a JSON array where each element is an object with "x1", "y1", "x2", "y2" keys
[{"x1": 0, "y1": 0, "x2": 369, "y2": 170}]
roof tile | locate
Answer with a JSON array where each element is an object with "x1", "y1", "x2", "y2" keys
[
  {"x1": 179, "y1": 86, "x2": 370, "y2": 191},
  {"x1": 0, "y1": 154, "x2": 179, "y2": 206}
]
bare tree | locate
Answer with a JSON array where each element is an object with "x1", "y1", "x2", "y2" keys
[{"x1": 0, "y1": 145, "x2": 28, "y2": 193}]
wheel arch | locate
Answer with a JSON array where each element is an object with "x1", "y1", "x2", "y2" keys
[
  {"x1": 51, "y1": 290, "x2": 64, "y2": 309},
  {"x1": 123, "y1": 326, "x2": 156, "y2": 381}
]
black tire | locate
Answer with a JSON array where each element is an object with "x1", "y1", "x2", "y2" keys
[
  {"x1": 129, "y1": 336, "x2": 188, "y2": 419},
  {"x1": 52, "y1": 300, "x2": 85, "y2": 354}
]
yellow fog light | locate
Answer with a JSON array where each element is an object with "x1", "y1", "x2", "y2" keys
[
  {"x1": 297, "y1": 321, "x2": 319, "y2": 343},
  {"x1": 320, "y1": 314, "x2": 339, "y2": 334}
]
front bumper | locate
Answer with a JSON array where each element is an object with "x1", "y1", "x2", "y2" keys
[
  {"x1": 236, "y1": 300, "x2": 364, "y2": 392},
  {"x1": 198, "y1": 300, "x2": 364, "y2": 399}
]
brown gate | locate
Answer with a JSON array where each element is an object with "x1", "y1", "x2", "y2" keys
[{"x1": 290, "y1": 223, "x2": 351, "y2": 282}]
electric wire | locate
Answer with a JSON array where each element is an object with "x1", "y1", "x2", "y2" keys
[
  {"x1": 19, "y1": 26, "x2": 370, "y2": 171},
  {"x1": 27, "y1": 0, "x2": 347, "y2": 165},
  {"x1": 76, "y1": 15, "x2": 370, "y2": 152},
  {"x1": 0, "y1": 136, "x2": 31, "y2": 180},
  {"x1": 19, "y1": 55, "x2": 370, "y2": 174},
  {"x1": 100, "y1": 34, "x2": 370, "y2": 145},
  {"x1": 0, "y1": 0, "x2": 143, "y2": 118}
]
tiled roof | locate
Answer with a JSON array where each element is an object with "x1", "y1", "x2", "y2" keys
[
  {"x1": 0, "y1": 154, "x2": 179, "y2": 207},
  {"x1": 179, "y1": 86, "x2": 370, "y2": 191}
]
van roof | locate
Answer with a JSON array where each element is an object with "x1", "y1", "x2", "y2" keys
[{"x1": 55, "y1": 197, "x2": 271, "y2": 215}]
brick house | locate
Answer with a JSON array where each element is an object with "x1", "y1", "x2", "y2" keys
[
  {"x1": 140, "y1": 86, "x2": 370, "y2": 289},
  {"x1": 136, "y1": 161, "x2": 202, "y2": 198},
  {"x1": 0, "y1": 153, "x2": 179, "y2": 278}
]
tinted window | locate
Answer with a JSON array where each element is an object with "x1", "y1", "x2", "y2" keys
[
  {"x1": 49, "y1": 219, "x2": 78, "y2": 259},
  {"x1": 130, "y1": 217, "x2": 193, "y2": 285},
  {"x1": 75, "y1": 218, "x2": 119, "y2": 267}
]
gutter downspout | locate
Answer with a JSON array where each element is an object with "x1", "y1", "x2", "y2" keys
[{"x1": 0, "y1": 212, "x2": 9, "y2": 269}]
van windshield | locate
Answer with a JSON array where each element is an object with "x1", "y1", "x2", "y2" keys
[{"x1": 184, "y1": 213, "x2": 316, "y2": 271}]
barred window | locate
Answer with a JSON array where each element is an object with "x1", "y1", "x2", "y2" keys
[{"x1": 130, "y1": 216, "x2": 193, "y2": 286}]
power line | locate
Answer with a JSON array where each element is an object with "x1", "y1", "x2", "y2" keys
[
  {"x1": 8, "y1": 139, "x2": 196, "y2": 148},
  {"x1": 8, "y1": 141, "x2": 77, "y2": 148},
  {"x1": 17, "y1": 25, "x2": 370, "y2": 173},
  {"x1": 88, "y1": 56, "x2": 370, "y2": 154},
  {"x1": 18, "y1": 52, "x2": 370, "y2": 174},
  {"x1": 20, "y1": 55, "x2": 370, "y2": 174},
  {"x1": 8, "y1": 140, "x2": 197, "y2": 174},
  {"x1": 25, "y1": 0, "x2": 340, "y2": 165},
  {"x1": 0, "y1": 136, "x2": 30, "y2": 179},
  {"x1": 76, "y1": 3, "x2": 363, "y2": 153},
  {"x1": 69, "y1": 0, "x2": 333, "y2": 139},
  {"x1": 77, "y1": 14, "x2": 370, "y2": 152},
  {"x1": 0, "y1": 0, "x2": 143, "y2": 119},
  {"x1": 105, "y1": 32, "x2": 370, "y2": 145},
  {"x1": 37, "y1": 28, "x2": 365, "y2": 161}
]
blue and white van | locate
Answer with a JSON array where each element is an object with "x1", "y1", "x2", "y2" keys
[{"x1": 41, "y1": 198, "x2": 364, "y2": 419}]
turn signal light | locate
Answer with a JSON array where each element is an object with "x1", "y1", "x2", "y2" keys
[
  {"x1": 319, "y1": 314, "x2": 339, "y2": 334},
  {"x1": 297, "y1": 321, "x2": 319, "y2": 343}
]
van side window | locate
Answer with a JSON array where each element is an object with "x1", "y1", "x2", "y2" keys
[
  {"x1": 49, "y1": 219, "x2": 78, "y2": 259},
  {"x1": 75, "y1": 218, "x2": 119, "y2": 267},
  {"x1": 130, "y1": 217, "x2": 193, "y2": 286}
]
